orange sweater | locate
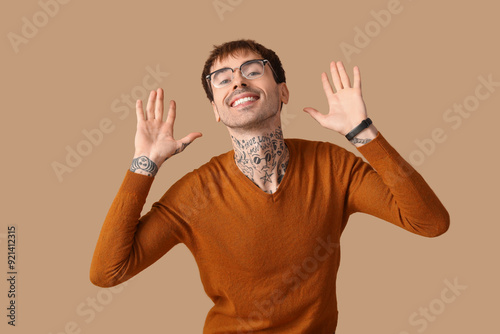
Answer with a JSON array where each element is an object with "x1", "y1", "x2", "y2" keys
[{"x1": 89, "y1": 131, "x2": 449, "y2": 333}]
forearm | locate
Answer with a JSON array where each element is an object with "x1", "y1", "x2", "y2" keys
[
  {"x1": 351, "y1": 132, "x2": 450, "y2": 237},
  {"x1": 89, "y1": 170, "x2": 154, "y2": 287}
]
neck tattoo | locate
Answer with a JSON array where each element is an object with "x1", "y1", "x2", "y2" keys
[{"x1": 231, "y1": 127, "x2": 290, "y2": 194}]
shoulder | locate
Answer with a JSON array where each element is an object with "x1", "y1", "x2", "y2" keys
[
  {"x1": 190, "y1": 149, "x2": 233, "y2": 179},
  {"x1": 286, "y1": 137, "x2": 357, "y2": 162},
  {"x1": 161, "y1": 149, "x2": 233, "y2": 195},
  {"x1": 286, "y1": 137, "x2": 362, "y2": 185}
]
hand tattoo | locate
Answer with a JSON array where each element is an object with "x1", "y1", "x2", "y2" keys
[{"x1": 164, "y1": 142, "x2": 191, "y2": 162}]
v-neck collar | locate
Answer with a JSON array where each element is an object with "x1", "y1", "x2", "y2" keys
[{"x1": 228, "y1": 138, "x2": 295, "y2": 202}]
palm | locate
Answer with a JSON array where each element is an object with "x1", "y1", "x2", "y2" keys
[
  {"x1": 135, "y1": 119, "x2": 176, "y2": 158},
  {"x1": 134, "y1": 88, "x2": 202, "y2": 166},
  {"x1": 304, "y1": 61, "x2": 368, "y2": 136}
]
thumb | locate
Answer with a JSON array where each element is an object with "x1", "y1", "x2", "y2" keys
[
  {"x1": 303, "y1": 107, "x2": 324, "y2": 125},
  {"x1": 170, "y1": 132, "x2": 202, "y2": 157},
  {"x1": 179, "y1": 132, "x2": 203, "y2": 147}
]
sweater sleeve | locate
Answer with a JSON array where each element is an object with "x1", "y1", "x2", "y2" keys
[
  {"x1": 342, "y1": 131, "x2": 450, "y2": 237},
  {"x1": 89, "y1": 169, "x2": 185, "y2": 288}
]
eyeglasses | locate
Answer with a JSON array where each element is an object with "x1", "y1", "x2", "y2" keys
[{"x1": 206, "y1": 59, "x2": 276, "y2": 89}]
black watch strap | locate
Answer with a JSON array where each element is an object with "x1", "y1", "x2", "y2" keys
[{"x1": 345, "y1": 118, "x2": 372, "y2": 141}]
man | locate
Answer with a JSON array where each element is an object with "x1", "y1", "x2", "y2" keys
[{"x1": 90, "y1": 39, "x2": 449, "y2": 333}]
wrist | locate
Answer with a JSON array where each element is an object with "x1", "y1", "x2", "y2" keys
[
  {"x1": 130, "y1": 155, "x2": 160, "y2": 177},
  {"x1": 349, "y1": 124, "x2": 378, "y2": 147},
  {"x1": 345, "y1": 118, "x2": 372, "y2": 139},
  {"x1": 133, "y1": 152, "x2": 163, "y2": 167}
]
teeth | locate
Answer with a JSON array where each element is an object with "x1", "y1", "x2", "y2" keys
[{"x1": 232, "y1": 96, "x2": 257, "y2": 107}]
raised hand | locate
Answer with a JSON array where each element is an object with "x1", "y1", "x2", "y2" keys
[
  {"x1": 303, "y1": 61, "x2": 368, "y2": 136},
  {"x1": 131, "y1": 88, "x2": 202, "y2": 176}
]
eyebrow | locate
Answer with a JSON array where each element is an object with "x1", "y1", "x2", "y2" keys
[{"x1": 211, "y1": 59, "x2": 261, "y2": 73}]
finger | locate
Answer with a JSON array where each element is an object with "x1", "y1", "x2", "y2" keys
[
  {"x1": 165, "y1": 100, "x2": 176, "y2": 134},
  {"x1": 321, "y1": 72, "x2": 335, "y2": 100},
  {"x1": 303, "y1": 107, "x2": 325, "y2": 126},
  {"x1": 180, "y1": 132, "x2": 203, "y2": 145},
  {"x1": 135, "y1": 99, "x2": 145, "y2": 123},
  {"x1": 353, "y1": 65, "x2": 361, "y2": 90},
  {"x1": 175, "y1": 132, "x2": 203, "y2": 154},
  {"x1": 336, "y1": 61, "x2": 352, "y2": 88},
  {"x1": 155, "y1": 88, "x2": 164, "y2": 121},
  {"x1": 329, "y1": 61, "x2": 343, "y2": 92},
  {"x1": 146, "y1": 90, "x2": 156, "y2": 120}
]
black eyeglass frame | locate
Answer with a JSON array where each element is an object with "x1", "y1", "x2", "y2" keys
[{"x1": 205, "y1": 59, "x2": 278, "y2": 89}]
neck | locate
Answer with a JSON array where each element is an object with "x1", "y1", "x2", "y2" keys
[{"x1": 230, "y1": 125, "x2": 290, "y2": 194}]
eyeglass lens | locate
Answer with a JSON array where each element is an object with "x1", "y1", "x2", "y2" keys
[{"x1": 212, "y1": 60, "x2": 265, "y2": 88}]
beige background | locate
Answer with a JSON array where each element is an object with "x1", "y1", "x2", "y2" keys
[{"x1": 1, "y1": 0, "x2": 498, "y2": 333}]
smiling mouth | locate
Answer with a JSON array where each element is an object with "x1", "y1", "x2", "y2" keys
[{"x1": 231, "y1": 96, "x2": 260, "y2": 108}]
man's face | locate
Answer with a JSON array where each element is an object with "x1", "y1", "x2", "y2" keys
[{"x1": 209, "y1": 50, "x2": 289, "y2": 131}]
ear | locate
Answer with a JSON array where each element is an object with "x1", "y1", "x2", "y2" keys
[
  {"x1": 211, "y1": 101, "x2": 220, "y2": 122},
  {"x1": 279, "y1": 83, "x2": 290, "y2": 105}
]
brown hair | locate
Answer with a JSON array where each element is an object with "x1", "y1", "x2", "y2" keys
[{"x1": 201, "y1": 39, "x2": 286, "y2": 102}]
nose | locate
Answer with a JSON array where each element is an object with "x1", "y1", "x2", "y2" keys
[{"x1": 232, "y1": 69, "x2": 248, "y2": 90}]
